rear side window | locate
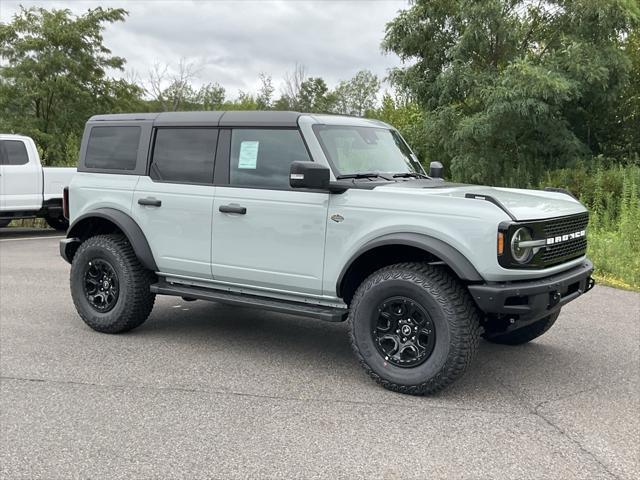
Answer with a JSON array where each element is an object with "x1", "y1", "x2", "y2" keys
[
  {"x1": 229, "y1": 129, "x2": 310, "y2": 189},
  {"x1": 150, "y1": 129, "x2": 218, "y2": 184},
  {"x1": 85, "y1": 126, "x2": 140, "y2": 170},
  {"x1": 0, "y1": 140, "x2": 29, "y2": 166}
]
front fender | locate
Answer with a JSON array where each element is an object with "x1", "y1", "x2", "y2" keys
[{"x1": 336, "y1": 232, "x2": 483, "y2": 297}]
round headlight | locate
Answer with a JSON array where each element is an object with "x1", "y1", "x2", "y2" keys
[{"x1": 511, "y1": 227, "x2": 534, "y2": 264}]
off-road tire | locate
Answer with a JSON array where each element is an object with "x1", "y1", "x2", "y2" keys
[
  {"x1": 45, "y1": 214, "x2": 68, "y2": 231},
  {"x1": 70, "y1": 234, "x2": 156, "y2": 333},
  {"x1": 348, "y1": 263, "x2": 482, "y2": 395},
  {"x1": 483, "y1": 310, "x2": 560, "y2": 345},
  {"x1": 0, "y1": 218, "x2": 11, "y2": 228}
]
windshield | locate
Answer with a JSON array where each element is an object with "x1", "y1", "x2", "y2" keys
[{"x1": 313, "y1": 125, "x2": 424, "y2": 178}]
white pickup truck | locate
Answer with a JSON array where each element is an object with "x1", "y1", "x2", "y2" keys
[{"x1": 0, "y1": 134, "x2": 76, "y2": 230}]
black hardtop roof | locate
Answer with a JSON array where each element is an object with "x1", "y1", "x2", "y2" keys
[{"x1": 88, "y1": 111, "x2": 302, "y2": 127}]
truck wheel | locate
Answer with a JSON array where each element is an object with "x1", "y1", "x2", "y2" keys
[
  {"x1": 0, "y1": 219, "x2": 11, "y2": 228},
  {"x1": 70, "y1": 234, "x2": 156, "y2": 333},
  {"x1": 45, "y1": 215, "x2": 69, "y2": 231},
  {"x1": 348, "y1": 263, "x2": 481, "y2": 395},
  {"x1": 483, "y1": 311, "x2": 560, "y2": 345}
]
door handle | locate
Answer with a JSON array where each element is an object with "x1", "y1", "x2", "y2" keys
[
  {"x1": 138, "y1": 197, "x2": 162, "y2": 207},
  {"x1": 219, "y1": 204, "x2": 247, "y2": 215}
]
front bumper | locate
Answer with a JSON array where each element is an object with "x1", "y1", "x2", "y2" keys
[{"x1": 468, "y1": 260, "x2": 595, "y2": 323}]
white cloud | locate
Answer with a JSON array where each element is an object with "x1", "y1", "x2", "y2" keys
[{"x1": 1, "y1": 0, "x2": 408, "y2": 98}]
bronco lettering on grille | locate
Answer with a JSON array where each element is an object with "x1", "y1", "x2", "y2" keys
[{"x1": 545, "y1": 229, "x2": 586, "y2": 245}]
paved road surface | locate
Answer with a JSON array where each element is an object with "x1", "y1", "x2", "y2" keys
[{"x1": 1, "y1": 230, "x2": 638, "y2": 479}]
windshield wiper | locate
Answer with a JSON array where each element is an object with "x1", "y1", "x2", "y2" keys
[
  {"x1": 392, "y1": 172, "x2": 430, "y2": 179},
  {"x1": 336, "y1": 172, "x2": 392, "y2": 181}
]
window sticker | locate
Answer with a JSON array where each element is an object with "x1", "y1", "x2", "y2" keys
[{"x1": 238, "y1": 141, "x2": 259, "y2": 169}]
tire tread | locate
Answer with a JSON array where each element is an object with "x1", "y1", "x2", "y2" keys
[
  {"x1": 71, "y1": 234, "x2": 155, "y2": 333},
  {"x1": 348, "y1": 262, "x2": 481, "y2": 395}
]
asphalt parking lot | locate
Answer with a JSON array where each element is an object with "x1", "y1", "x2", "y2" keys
[{"x1": 0, "y1": 228, "x2": 638, "y2": 479}]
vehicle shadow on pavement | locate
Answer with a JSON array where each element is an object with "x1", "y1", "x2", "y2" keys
[
  {"x1": 141, "y1": 298, "x2": 356, "y2": 363},
  {"x1": 130, "y1": 296, "x2": 580, "y2": 403}
]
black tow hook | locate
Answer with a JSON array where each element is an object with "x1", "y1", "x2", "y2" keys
[{"x1": 549, "y1": 291, "x2": 562, "y2": 308}]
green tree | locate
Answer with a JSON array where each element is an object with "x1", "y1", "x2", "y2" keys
[
  {"x1": 224, "y1": 91, "x2": 259, "y2": 110},
  {"x1": 608, "y1": 29, "x2": 640, "y2": 159},
  {"x1": 334, "y1": 70, "x2": 380, "y2": 116},
  {"x1": 297, "y1": 77, "x2": 336, "y2": 112},
  {"x1": 256, "y1": 73, "x2": 274, "y2": 110},
  {"x1": 0, "y1": 6, "x2": 143, "y2": 165},
  {"x1": 383, "y1": 0, "x2": 640, "y2": 186},
  {"x1": 196, "y1": 82, "x2": 226, "y2": 110}
]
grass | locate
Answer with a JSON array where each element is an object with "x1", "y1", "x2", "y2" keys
[
  {"x1": 8, "y1": 218, "x2": 48, "y2": 228},
  {"x1": 588, "y1": 230, "x2": 640, "y2": 292}
]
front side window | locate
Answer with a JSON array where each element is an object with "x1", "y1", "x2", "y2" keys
[
  {"x1": 85, "y1": 126, "x2": 140, "y2": 170},
  {"x1": 0, "y1": 140, "x2": 29, "y2": 166},
  {"x1": 151, "y1": 128, "x2": 218, "y2": 183},
  {"x1": 313, "y1": 125, "x2": 422, "y2": 177},
  {"x1": 230, "y1": 129, "x2": 310, "y2": 189}
]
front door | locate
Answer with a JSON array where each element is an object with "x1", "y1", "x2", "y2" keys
[
  {"x1": 132, "y1": 128, "x2": 218, "y2": 279},
  {"x1": 211, "y1": 128, "x2": 328, "y2": 296}
]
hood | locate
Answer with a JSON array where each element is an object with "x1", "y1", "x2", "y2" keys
[{"x1": 376, "y1": 181, "x2": 587, "y2": 221}]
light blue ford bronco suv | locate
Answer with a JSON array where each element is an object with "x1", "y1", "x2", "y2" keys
[{"x1": 60, "y1": 111, "x2": 594, "y2": 394}]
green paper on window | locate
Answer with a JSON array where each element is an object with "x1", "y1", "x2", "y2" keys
[{"x1": 238, "y1": 141, "x2": 259, "y2": 169}]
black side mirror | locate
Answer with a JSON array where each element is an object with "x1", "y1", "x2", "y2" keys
[
  {"x1": 290, "y1": 161, "x2": 330, "y2": 190},
  {"x1": 429, "y1": 161, "x2": 444, "y2": 179}
]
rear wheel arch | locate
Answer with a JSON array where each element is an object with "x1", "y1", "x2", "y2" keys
[
  {"x1": 65, "y1": 208, "x2": 157, "y2": 271},
  {"x1": 337, "y1": 233, "x2": 482, "y2": 304}
]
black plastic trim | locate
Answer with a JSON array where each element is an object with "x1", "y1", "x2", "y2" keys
[
  {"x1": 59, "y1": 237, "x2": 80, "y2": 263},
  {"x1": 64, "y1": 208, "x2": 157, "y2": 270},
  {"x1": 213, "y1": 128, "x2": 231, "y2": 184},
  {"x1": 336, "y1": 232, "x2": 483, "y2": 297},
  {"x1": 464, "y1": 193, "x2": 517, "y2": 221},
  {"x1": 468, "y1": 260, "x2": 594, "y2": 322},
  {"x1": 151, "y1": 280, "x2": 348, "y2": 322}
]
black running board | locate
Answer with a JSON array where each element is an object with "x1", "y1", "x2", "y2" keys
[{"x1": 151, "y1": 281, "x2": 349, "y2": 322}]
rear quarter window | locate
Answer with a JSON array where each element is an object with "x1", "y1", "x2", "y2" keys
[
  {"x1": 150, "y1": 128, "x2": 218, "y2": 184},
  {"x1": 85, "y1": 126, "x2": 141, "y2": 170}
]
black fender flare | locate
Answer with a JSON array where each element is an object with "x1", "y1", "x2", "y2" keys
[
  {"x1": 336, "y1": 232, "x2": 483, "y2": 297},
  {"x1": 64, "y1": 208, "x2": 157, "y2": 271}
]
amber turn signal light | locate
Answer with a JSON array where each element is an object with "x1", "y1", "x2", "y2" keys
[{"x1": 497, "y1": 232, "x2": 504, "y2": 256}]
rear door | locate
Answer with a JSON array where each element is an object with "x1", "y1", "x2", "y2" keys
[
  {"x1": 132, "y1": 128, "x2": 218, "y2": 279},
  {"x1": 0, "y1": 139, "x2": 42, "y2": 211},
  {"x1": 211, "y1": 128, "x2": 329, "y2": 295}
]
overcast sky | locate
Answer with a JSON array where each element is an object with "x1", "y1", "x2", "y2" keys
[{"x1": 0, "y1": 0, "x2": 409, "y2": 98}]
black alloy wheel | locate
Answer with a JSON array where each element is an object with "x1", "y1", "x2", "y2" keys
[
  {"x1": 373, "y1": 296, "x2": 436, "y2": 367},
  {"x1": 83, "y1": 258, "x2": 119, "y2": 312}
]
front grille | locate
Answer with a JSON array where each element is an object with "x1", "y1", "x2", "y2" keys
[{"x1": 541, "y1": 212, "x2": 589, "y2": 265}]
